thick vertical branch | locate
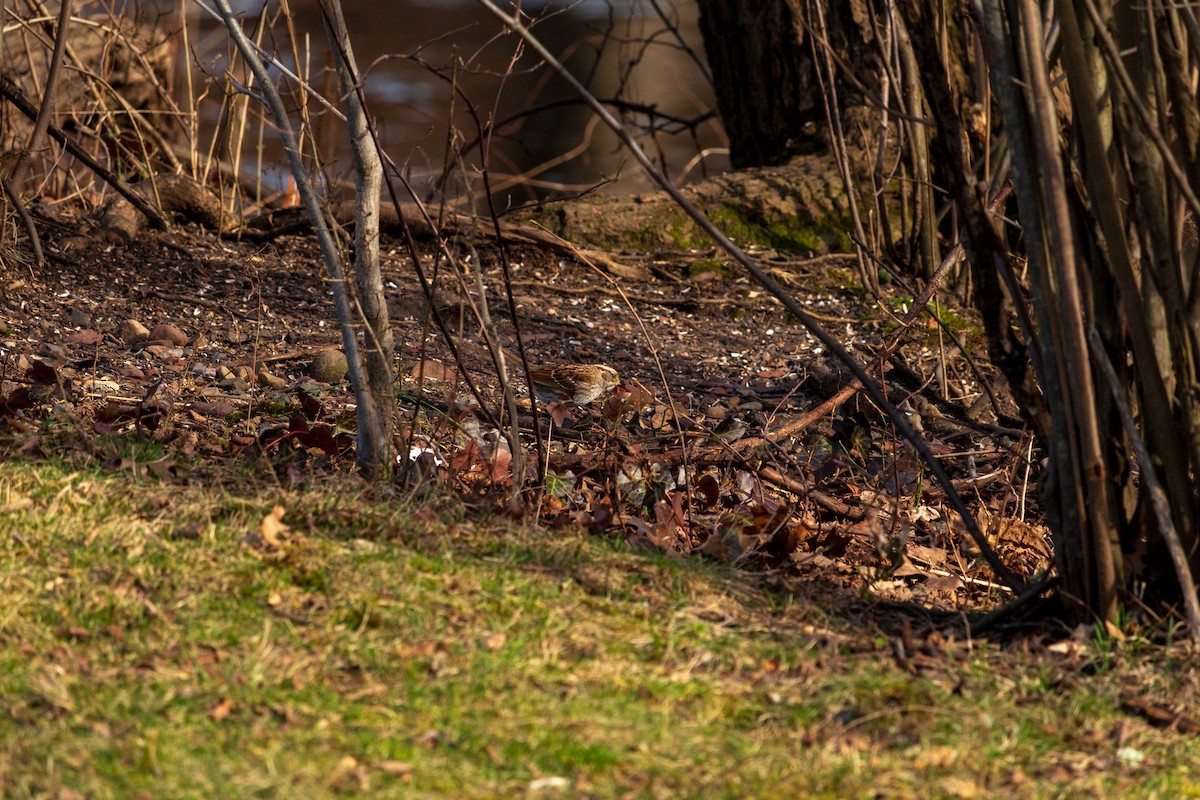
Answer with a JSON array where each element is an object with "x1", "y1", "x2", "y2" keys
[
  {"x1": 895, "y1": 0, "x2": 1045, "y2": 434},
  {"x1": 1056, "y1": 0, "x2": 1195, "y2": 563},
  {"x1": 13, "y1": 0, "x2": 72, "y2": 184},
  {"x1": 209, "y1": 0, "x2": 384, "y2": 478},
  {"x1": 1014, "y1": 0, "x2": 1117, "y2": 620},
  {"x1": 320, "y1": 0, "x2": 395, "y2": 476}
]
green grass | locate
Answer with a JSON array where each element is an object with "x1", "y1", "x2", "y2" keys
[{"x1": 2, "y1": 458, "x2": 1199, "y2": 798}]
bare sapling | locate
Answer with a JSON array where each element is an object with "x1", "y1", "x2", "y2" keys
[
  {"x1": 209, "y1": 0, "x2": 393, "y2": 479},
  {"x1": 319, "y1": 0, "x2": 396, "y2": 476}
]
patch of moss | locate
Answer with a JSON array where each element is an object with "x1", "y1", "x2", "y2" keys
[
  {"x1": 697, "y1": 204, "x2": 855, "y2": 255},
  {"x1": 931, "y1": 303, "x2": 985, "y2": 342},
  {"x1": 523, "y1": 197, "x2": 854, "y2": 257},
  {"x1": 810, "y1": 266, "x2": 869, "y2": 300},
  {"x1": 229, "y1": 399, "x2": 296, "y2": 420},
  {"x1": 686, "y1": 258, "x2": 730, "y2": 279}
]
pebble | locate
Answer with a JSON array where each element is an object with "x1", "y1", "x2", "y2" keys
[
  {"x1": 116, "y1": 319, "x2": 150, "y2": 345},
  {"x1": 258, "y1": 367, "x2": 286, "y2": 389},
  {"x1": 192, "y1": 399, "x2": 238, "y2": 416},
  {"x1": 66, "y1": 330, "x2": 103, "y2": 346},
  {"x1": 149, "y1": 323, "x2": 188, "y2": 347},
  {"x1": 35, "y1": 342, "x2": 68, "y2": 363},
  {"x1": 310, "y1": 349, "x2": 348, "y2": 383}
]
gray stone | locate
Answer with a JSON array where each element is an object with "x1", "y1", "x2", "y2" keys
[
  {"x1": 257, "y1": 366, "x2": 287, "y2": 389},
  {"x1": 310, "y1": 349, "x2": 348, "y2": 383}
]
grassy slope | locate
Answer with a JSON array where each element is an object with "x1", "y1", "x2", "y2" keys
[{"x1": 1, "y1": 458, "x2": 1198, "y2": 799}]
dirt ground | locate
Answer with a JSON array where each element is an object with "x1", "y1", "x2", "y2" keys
[{"x1": 1, "y1": 211, "x2": 1052, "y2": 627}]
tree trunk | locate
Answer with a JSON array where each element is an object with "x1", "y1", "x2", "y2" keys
[
  {"x1": 695, "y1": 0, "x2": 821, "y2": 168},
  {"x1": 696, "y1": 0, "x2": 876, "y2": 168}
]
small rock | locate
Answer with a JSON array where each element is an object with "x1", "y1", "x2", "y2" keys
[
  {"x1": 214, "y1": 365, "x2": 235, "y2": 381},
  {"x1": 257, "y1": 367, "x2": 286, "y2": 389},
  {"x1": 116, "y1": 319, "x2": 150, "y2": 345},
  {"x1": 192, "y1": 399, "x2": 238, "y2": 416},
  {"x1": 149, "y1": 323, "x2": 188, "y2": 347},
  {"x1": 120, "y1": 366, "x2": 145, "y2": 379},
  {"x1": 218, "y1": 377, "x2": 249, "y2": 393},
  {"x1": 234, "y1": 365, "x2": 255, "y2": 382},
  {"x1": 66, "y1": 330, "x2": 103, "y2": 346},
  {"x1": 35, "y1": 342, "x2": 68, "y2": 363},
  {"x1": 310, "y1": 349, "x2": 348, "y2": 383}
]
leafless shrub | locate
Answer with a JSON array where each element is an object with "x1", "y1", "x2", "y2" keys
[{"x1": 801, "y1": 0, "x2": 1200, "y2": 633}]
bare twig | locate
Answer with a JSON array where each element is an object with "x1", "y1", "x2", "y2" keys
[
  {"x1": 472, "y1": 0, "x2": 1024, "y2": 594},
  {"x1": 1, "y1": 174, "x2": 44, "y2": 266},
  {"x1": 209, "y1": 0, "x2": 381, "y2": 477},
  {"x1": 1089, "y1": 328, "x2": 1200, "y2": 642},
  {"x1": 0, "y1": 74, "x2": 167, "y2": 228},
  {"x1": 13, "y1": 0, "x2": 72, "y2": 184}
]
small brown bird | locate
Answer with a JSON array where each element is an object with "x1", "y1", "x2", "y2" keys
[{"x1": 528, "y1": 364, "x2": 621, "y2": 407}]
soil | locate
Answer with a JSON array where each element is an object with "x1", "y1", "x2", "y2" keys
[{"x1": 0, "y1": 194, "x2": 1050, "y2": 628}]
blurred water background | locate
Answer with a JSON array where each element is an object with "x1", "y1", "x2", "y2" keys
[{"x1": 167, "y1": 0, "x2": 726, "y2": 206}]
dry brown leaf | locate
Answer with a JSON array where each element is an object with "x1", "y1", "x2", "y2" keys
[
  {"x1": 260, "y1": 505, "x2": 288, "y2": 546},
  {"x1": 408, "y1": 359, "x2": 455, "y2": 383},
  {"x1": 378, "y1": 760, "x2": 413, "y2": 778},
  {"x1": 209, "y1": 697, "x2": 233, "y2": 721}
]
